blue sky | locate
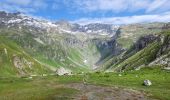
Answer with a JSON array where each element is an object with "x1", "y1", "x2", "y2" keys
[{"x1": 0, "y1": 0, "x2": 170, "y2": 24}]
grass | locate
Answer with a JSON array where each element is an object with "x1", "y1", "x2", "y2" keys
[
  {"x1": 0, "y1": 67, "x2": 169, "y2": 100},
  {"x1": 0, "y1": 76, "x2": 78, "y2": 100},
  {"x1": 117, "y1": 37, "x2": 133, "y2": 49},
  {"x1": 56, "y1": 67, "x2": 170, "y2": 100},
  {"x1": 87, "y1": 67, "x2": 170, "y2": 100}
]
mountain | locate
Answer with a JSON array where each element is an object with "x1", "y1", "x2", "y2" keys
[
  {"x1": 0, "y1": 11, "x2": 170, "y2": 76},
  {"x1": 104, "y1": 23, "x2": 170, "y2": 71},
  {"x1": 100, "y1": 23, "x2": 168, "y2": 71},
  {"x1": 0, "y1": 11, "x2": 122, "y2": 75}
]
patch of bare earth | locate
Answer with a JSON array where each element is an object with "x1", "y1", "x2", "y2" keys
[{"x1": 65, "y1": 83, "x2": 155, "y2": 100}]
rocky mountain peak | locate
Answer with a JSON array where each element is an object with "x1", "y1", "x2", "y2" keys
[{"x1": 0, "y1": 11, "x2": 119, "y2": 37}]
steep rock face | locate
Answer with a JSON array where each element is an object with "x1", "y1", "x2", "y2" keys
[
  {"x1": 116, "y1": 23, "x2": 164, "y2": 49},
  {"x1": 121, "y1": 34, "x2": 160, "y2": 61},
  {"x1": 135, "y1": 34, "x2": 159, "y2": 51},
  {"x1": 162, "y1": 22, "x2": 170, "y2": 30},
  {"x1": 149, "y1": 53, "x2": 170, "y2": 67},
  {"x1": 149, "y1": 31, "x2": 170, "y2": 67}
]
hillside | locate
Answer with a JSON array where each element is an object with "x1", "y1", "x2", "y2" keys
[
  {"x1": 0, "y1": 36, "x2": 51, "y2": 77},
  {"x1": 106, "y1": 29, "x2": 170, "y2": 71}
]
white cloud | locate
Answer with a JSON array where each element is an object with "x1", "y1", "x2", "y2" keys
[
  {"x1": 0, "y1": 3, "x2": 36, "y2": 13},
  {"x1": 71, "y1": 12, "x2": 170, "y2": 25},
  {"x1": 6, "y1": 0, "x2": 32, "y2": 6},
  {"x1": 1, "y1": 0, "x2": 170, "y2": 25},
  {"x1": 64, "y1": 0, "x2": 170, "y2": 14},
  {"x1": 69, "y1": 0, "x2": 128, "y2": 13},
  {"x1": 65, "y1": 0, "x2": 150, "y2": 13},
  {"x1": 32, "y1": 0, "x2": 47, "y2": 9},
  {"x1": 128, "y1": 0, "x2": 151, "y2": 12},
  {"x1": 0, "y1": 0, "x2": 47, "y2": 14},
  {"x1": 146, "y1": 0, "x2": 167, "y2": 12},
  {"x1": 83, "y1": 0, "x2": 127, "y2": 12}
]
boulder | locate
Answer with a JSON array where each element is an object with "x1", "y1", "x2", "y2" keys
[
  {"x1": 42, "y1": 74, "x2": 47, "y2": 76},
  {"x1": 143, "y1": 80, "x2": 152, "y2": 86},
  {"x1": 56, "y1": 67, "x2": 72, "y2": 76},
  {"x1": 118, "y1": 74, "x2": 122, "y2": 76}
]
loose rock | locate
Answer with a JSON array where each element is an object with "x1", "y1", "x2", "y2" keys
[{"x1": 143, "y1": 80, "x2": 152, "y2": 86}]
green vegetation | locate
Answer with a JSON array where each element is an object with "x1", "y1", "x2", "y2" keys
[
  {"x1": 0, "y1": 19, "x2": 169, "y2": 100},
  {"x1": 114, "y1": 41, "x2": 161, "y2": 71},
  {"x1": 0, "y1": 36, "x2": 51, "y2": 77},
  {"x1": 117, "y1": 37, "x2": 133, "y2": 49},
  {"x1": 87, "y1": 67, "x2": 170, "y2": 100},
  {"x1": 0, "y1": 77, "x2": 78, "y2": 100},
  {"x1": 54, "y1": 67, "x2": 170, "y2": 100},
  {"x1": 0, "y1": 29, "x2": 90, "y2": 73},
  {"x1": 0, "y1": 67, "x2": 169, "y2": 100}
]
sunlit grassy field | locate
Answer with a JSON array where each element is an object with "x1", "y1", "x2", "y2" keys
[{"x1": 0, "y1": 67, "x2": 169, "y2": 100}]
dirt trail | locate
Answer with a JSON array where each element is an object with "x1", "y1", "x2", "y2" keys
[{"x1": 65, "y1": 83, "x2": 153, "y2": 100}]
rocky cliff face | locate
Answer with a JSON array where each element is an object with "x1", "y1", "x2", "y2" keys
[
  {"x1": 149, "y1": 30, "x2": 170, "y2": 68},
  {"x1": 116, "y1": 23, "x2": 164, "y2": 49},
  {"x1": 135, "y1": 34, "x2": 159, "y2": 51}
]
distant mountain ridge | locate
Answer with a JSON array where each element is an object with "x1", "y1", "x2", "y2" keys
[{"x1": 0, "y1": 11, "x2": 119, "y2": 37}]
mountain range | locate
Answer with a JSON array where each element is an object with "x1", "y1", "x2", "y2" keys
[{"x1": 0, "y1": 11, "x2": 170, "y2": 76}]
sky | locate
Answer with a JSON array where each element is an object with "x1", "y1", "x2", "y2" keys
[{"x1": 0, "y1": 0, "x2": 170, "y2": 25}]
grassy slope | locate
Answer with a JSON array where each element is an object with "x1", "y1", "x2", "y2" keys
[
  {"x1": 0, "y1": 28, "x2": 90, "y2": 73},
  {"x1": 109, "y1": 30, "x2": 170, "y2": 71},
  {"x1": 113, "y1": 41, "x2": 161, "y2": 71},
  {"x1": 0, "y1": 36, "x2": 51, "y2": 77},
  {"x1": 34, "y1": 47, "x2": 90, "y2": 73},
  {"x1": 102, "y1": 23, "x2": 164, "y2": 71}
]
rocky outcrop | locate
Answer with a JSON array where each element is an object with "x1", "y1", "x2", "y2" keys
[
  {"x1": 149, "y1": 34, "x2": 170, "y2": 67},
  {"x1": 13, "y1": 54, "x2": 34, "y2": 75},
  {"x1": 122, "y1": 34, "x2": 160, "y2": 60},
  {"x1": 156, "y1": 34, "x2": 170, "y2": 56},
  {"x1": 135, "y1": 34, "x2": 159, "y2": 51},
  {"x1": 149, "y1": 54, "x2": 170, "y2": 67},
  {"x1": 162, "y1": 23, "x2": 170, "y2": 30}
]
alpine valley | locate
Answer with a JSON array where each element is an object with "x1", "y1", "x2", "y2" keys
[{"x1": 0, "y1": 11, "x2": 170, "y2": 100}]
